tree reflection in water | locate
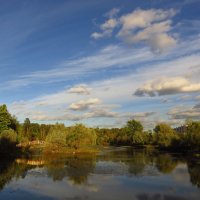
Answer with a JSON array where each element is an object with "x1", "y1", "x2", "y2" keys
[
  {"x1": 136, "y1": 193, "x2": 188, "y2": 200},
  {"x1": 155, "y1": 154, "x2": 178, "y2": 174},
  {"x1": 44, "y1": 154, "x2": 96, "y2": 184},
  {"x1": 0, "y1": 148, "x2": 200, "y2": 193},
  {"x1": 187, "y1": 159, "x2": 200, "y2": 188},
  {"x1": 0, "y1": 159, "x2": 34, "y2": 190}
]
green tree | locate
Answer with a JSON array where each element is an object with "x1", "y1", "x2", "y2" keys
[
  {"x1": 185, "y1": 121, "x2": 200, "y2": 150},
  {"x1": 0, "y1": 129, "x2": 18, "y2": 154},
  {"x1": 39, "y1": 124, "x2": 51, "y2": 141},
  {"x1": 66, "y1": 124, "x2": 97, "y2": 149},
  {"x1": 132, "y1": 131, "x2": 149, "y2": 145},
  {"x1": 46, "y1": 123, "x2": 67, "y2": 147},
  {"x1": 9, "y1": 115, "x2": 20, "y2": 133},
  {"x1": 126, "y1": 119, "x2": 143, "y2": 134},
  {"x1": 125, "y1": 119, "x2": 144, "y2": 145},
  {"x1": 0, "y1": 129, "x2": 17, "y2": 143},
  {"x1": 22, "y1": 118, "x2": 32, "y2": 140},
  {"x1": 30, "y1": 123, "x2": 41, "y2": 140},
  {"x1": 154, "y1": 123, "x2": 178, "y2": 148},
  {"x1": 0, "y1": 104, "x2": 12, "y2": 132}
]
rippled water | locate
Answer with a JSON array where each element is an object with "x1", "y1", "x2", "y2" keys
[{"x1": 0, "y1": 147, "x2": 200, "y2": 200}]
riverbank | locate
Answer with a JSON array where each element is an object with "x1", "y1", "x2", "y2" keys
[
  {"x1": 15, "y1": 141, "x2": 99, "y2": 158},
  {"x1": 2, "y1": 140, "x2": 200, "y2": 159}
]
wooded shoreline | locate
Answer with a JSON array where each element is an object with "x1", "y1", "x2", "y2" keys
[{"x1": 0, "y1": 104, "x2": 200, "y2": 157}]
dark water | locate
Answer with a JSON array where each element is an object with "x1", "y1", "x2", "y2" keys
[{"x1": 0, "y1": 147, "x2": 200, "y2": 200}]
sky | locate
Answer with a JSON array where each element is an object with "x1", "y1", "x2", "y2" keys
[{"x1": 0, "y1": 0, "x2": 200, "y2": 129}]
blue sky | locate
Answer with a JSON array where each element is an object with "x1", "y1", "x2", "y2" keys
[{"x1": 1, "y1": 0, "x2": 200, "y2": 128}]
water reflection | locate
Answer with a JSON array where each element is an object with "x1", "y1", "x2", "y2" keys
[
  {"x1": 0, "y1": 159, "x2": 34, "y2": 190},
  {"x1": 187, "y1": 159, "x2": 200, "y2": 188},
  {"x1": 44, "y1": 154, "x2": 96, "y2": 184},
  {"x1": 0, "y1": 147, "x2": 200, "y2": 200},
  {"x1": 155, "y1": 154, "x2": 178, "y2": 174}
]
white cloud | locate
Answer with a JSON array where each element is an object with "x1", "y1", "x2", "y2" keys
[
  {"x1": 105, "y1": 8, "x2": 120, "y2": 18},
  {"x1": 118, "y1": 8, "x2": 175, "y2": 34},
  {"x1": 101, "y1": 18, "x2": 118, "y2": 30},
  {"x1": 68, "y1": 84, "x2": 91, "y2": 95},
  {"x1": 134, "y1": 77, "x2": 200, "y2": 97},
  {"x1": 69, "y1": 98, "x2": 101, "y2": 111},
  {"x1": 92, "y1": 8, "x2": 177, "y2": 52},
  {"x1": 148, "y1": 33, "x2": 176, "y2": 52},
  {"x1": 91, "y1": 29, "x2": 112, "y2": 39},
  {"x1": 91, "y1": 15, "x2": 118, "y2": 40}
]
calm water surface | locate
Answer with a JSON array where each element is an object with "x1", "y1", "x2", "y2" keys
[{"x1": 0, "y1": 147, "x2": 200, "y2": 200}]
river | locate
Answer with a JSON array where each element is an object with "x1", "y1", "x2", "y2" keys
[{"x1": 0, "y1": 147, "x2": 200, "y2": 200}]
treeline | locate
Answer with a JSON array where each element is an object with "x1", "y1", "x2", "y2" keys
[
  {"x1": 96, "y1": 119, "x2": 200, "y2": 151},
  {"x1": 0, "y1": 104, "x2": 97, "y2": 153},
  {"x1": 0, "y1": 104, "x2": 200, "y2": 154}
]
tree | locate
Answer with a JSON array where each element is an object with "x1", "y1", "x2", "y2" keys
[
  {"x1": 0, "y1": 129, "x2": 17, "y2": 143},
  {"x1": 9, "y1": 115, "x2": 20, "y2": 133},
  {"x1": 154, "y1": 123, "x2": 178, "y2": 148},
  {"x1": 0, "y1": 104, "x2": 12, "y2": 132},
  {"x1": 66, "y1": 124, "x2": 97, "y2": 149},
  {"x1": 0, "y1": 129, "x2": 18, "y2": 153},
  {"x1": 0, "y1": 104, "x2": 19, "y2": 133},
  {"x1": 30, "y1": 123, "x2": 41, "y2": 140},
  {"x1": 39, "y1": 124, "x2": 51, "y2": 141},
  {"x1": 185, "y1": 121, "x2": 200, "y2": 150},
  {"x1": 22, "y1": 118, "x2": 32, "y2": 140},
  {"x1": 126, "y1": 119, "x2": 143, "y2": 134},
  {"x1": 132, "y1": 131, "x2": 149, "y2": 145},
  {"x1": 125, "y1": 119, "x2": 144, "y2": 144},
  {"x1": 45, "y1": 123, "x2": 67, "y2": 147}
]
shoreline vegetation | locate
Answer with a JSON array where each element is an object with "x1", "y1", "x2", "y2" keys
[{"x1": 0, "y1": 104, "x2": 200, "y2": 158}]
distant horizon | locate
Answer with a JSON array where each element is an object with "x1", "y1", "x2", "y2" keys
[{"x1": 0, "y1": 0, "x2": 200, "y2": 129}]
